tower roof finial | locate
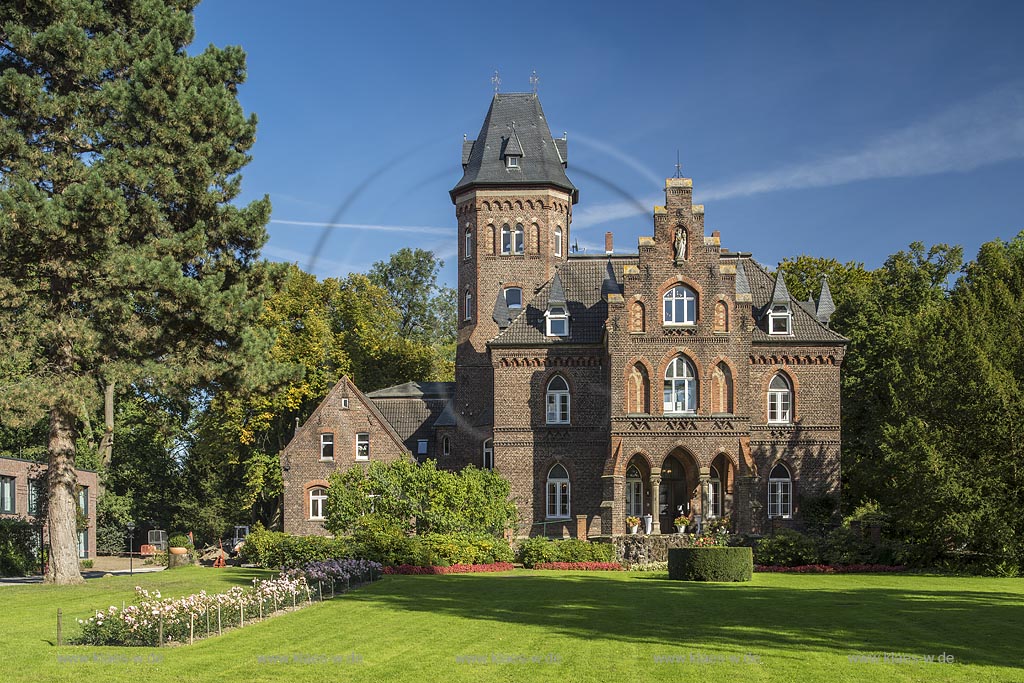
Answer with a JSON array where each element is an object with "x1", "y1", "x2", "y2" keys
[
  {"x1": 674, "y1": 149, "x2": 683, "y2": 178},
  {"x1": 491, "y1": 70, "x2": 501, "y2": 93},
  {"x1": 530, "y1": 69, "x2": 539, "y2": 94}
]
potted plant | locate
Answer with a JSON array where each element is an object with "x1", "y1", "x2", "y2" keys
[
  {"x1": 167, "y1": 533, "x2": 190, "y2": 555},
  {"x1": 626, "y1": 516, "x2": 641, "y2": 535},
  {"x1": 674, "y1": 515, "x2": 690, "y2": 534}
]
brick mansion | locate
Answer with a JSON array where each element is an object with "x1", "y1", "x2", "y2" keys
[{"x1": 281, "y1": 92, "x2": 846, "y2": 538}]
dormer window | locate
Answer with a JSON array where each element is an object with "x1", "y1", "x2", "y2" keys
[
  {"x1": 546, "y1": 306, "x2": 569, "y2": 337},
  {"x1": 506, "y1": 155, "x2": 519, "y2": 168},
  {"x1": 769, "y1": 305, "x2": 791, "y2": 335},
  {"x1": 504, "y1": 287, "x2": 522, "y2": 309}
]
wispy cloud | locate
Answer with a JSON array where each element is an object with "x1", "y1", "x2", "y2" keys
[
  {"x1": 570, "y1": 131, "x2": 666, "y2": 187},
  {"x1": 570, "y1": 82, "x2": 1024, "y2": 227},
  {"x1": 270, "y1": 219, "x2": 449, "y2": 235},
  {"x1": 700, "y1": 81, "x2": 1024, "y2": 201},
  {"x1": 261, "y1": 244, "x2": 369, "y2": 277}
]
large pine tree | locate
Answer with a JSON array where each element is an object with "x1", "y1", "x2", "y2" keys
[{"x1": 0, "y1": 1, "x2": 273, "y2": 583}]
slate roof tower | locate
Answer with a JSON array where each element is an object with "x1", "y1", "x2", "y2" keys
[{"x1": 447, "y1": 93, "x2": 578, "y2": 468}]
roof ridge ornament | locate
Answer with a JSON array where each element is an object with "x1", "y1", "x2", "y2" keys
[
  {"x1": 530, "y1": 70, "x2": 539, "y2": 94},
  {"x1": 674, "y1": 149, "x2": 683, "y2": 178},
  {"x1": 492, "y1": 70, "x2": 501, "y2": 93}
]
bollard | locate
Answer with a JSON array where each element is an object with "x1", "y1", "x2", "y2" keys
[{"x1": 57, "y1": 609, "x2": 62, "y2": 647}]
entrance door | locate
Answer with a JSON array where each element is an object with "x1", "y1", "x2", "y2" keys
[{"x1": 659, "y1": 455, "x2": 689, "y2": 531}]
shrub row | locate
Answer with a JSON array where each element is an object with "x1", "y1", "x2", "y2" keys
[
  {"x1": 668, "y1": 547, "x2": 753, "y2": 582},
  {"x1": 241, "y1": 525, "x2": 513, "y2": 569},
  {"x1": 755, "y1": 564, "x2": 907, "y2": 573},
  {"x1": 0, "y1": 518, "x2": 37, "y2": 577},
  {"x1": 516, "y1": 538, "x2": 615, "y2": 568},
  {"x1": 531, "y1": 562, "x2": 623, "y2": 571},
  {"x1": 753, "y1": 528, "x2": 896, "y2": 567},
  {"x1": 384, "y1": 562, "x2": 515, "y2": 575}
]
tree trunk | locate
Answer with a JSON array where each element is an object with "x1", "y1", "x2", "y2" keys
[
  {"x1": 45, "y1": 406, "x2": 84, "y2": 585},
  {"x1": 98, "y1": 382, "x2": 115, "y2": 468}
]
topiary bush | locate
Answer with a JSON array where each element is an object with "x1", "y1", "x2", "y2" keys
[{"x1": 668, "y1": 547, "x2": 752, "y2": 582}]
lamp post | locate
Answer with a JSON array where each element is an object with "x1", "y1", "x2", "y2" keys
[{"x1": 127, "y1": 521, "x2": 136, "y2": 576}]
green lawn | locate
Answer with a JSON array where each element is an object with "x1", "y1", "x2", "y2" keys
[{"x1": 1, "y1": 567, "x2": 1022, "y2": 682}]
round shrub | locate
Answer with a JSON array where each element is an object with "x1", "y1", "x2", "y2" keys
[
  {"x1": 668, "y1": 547, "x2": 753, "y2": 582},
  {"x1": 167, "y1": 533, "x2": 191, "y2": 549}
]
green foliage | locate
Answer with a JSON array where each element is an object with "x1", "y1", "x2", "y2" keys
[
  {"x1": 0, "y1": 518, "x2": 38, "y2": 577},
  {"x1": 668, "y1": 547, "x2": 753, "y2": 581},
  {"x1": 754, "y1": 529, "x2": 821, "y2": 567},
  {"x1": 798, "y1": 494, "x2": 838, "y2": 535},
  {"x1": 239, "y1": 523, "x2": 351, "y2": 569},
  {"x1": 167, "y1": 534, "x2": 192, "y2": 549},
  {"x1": 325, "y1": 461, "x2": 518, "y2": 537},
  {"x1": 516, "y1": 537, "x2": 615, "y2": 568}
]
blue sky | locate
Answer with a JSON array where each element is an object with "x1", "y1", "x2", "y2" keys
[{"x1": 192, "y1": 0, "x2": 1024, "y2": 286}]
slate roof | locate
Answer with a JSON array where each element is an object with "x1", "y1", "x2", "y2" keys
[
  {"x1": 743, "y1": 260, "x2": 846, "y2": 343},
  {"x1": 816, "y1": 275, "x2": 836, "y2": 325},
  {"x1": 365, "y1": 382, "x2": 454, "y2": 400},
  {"x1": 490, "y1": 258, "x2": 633, "y2": 347},
  {"x1": 451, "y1": 93, "x2": 577, "y2": 202}
]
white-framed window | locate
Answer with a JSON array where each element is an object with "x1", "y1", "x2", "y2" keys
[
  {"x1": 504, "y1": 287, "x2": 522, "y2": 309},
  {"x1": 663, "y1": 356, "x2": 698, "y2": 413},
  {"x1": 27, "y1": 478, "x2": 42, "y2": 516},
  {"x1": 546, "y1": 463, "x2": 570, "y2": 519},
  {"x1": 465, "y1": 228, "x2": 473, "y2": 259},
  {"x1": 545, "y1": 306, "x2": 569, "y2": 337},
  {"x1": 554, "y1": 227, "x2": 563, "y2": 257},
  {"x1": 320, "y1": 433, "x2": 334, "y2": 460},
  {"x1": 442, "y1": 436, "x2": 451, "y2": 457},
  {"x1": 341, "y1": 398, "x2": 350, "y2": 409},
  {"x1": 768, "y1": 463, "x2": 792, "y2": 519},
  {"x1": 625, "y1": 464, "x2": 643, "y2": 517},
  {"x1": 769, "y1": 305, "x2": 791, "y2": 335},
  {"x1": 1, "y1": 475, "x2": 15, "y2": 514},
  {"x1": 768, "y1": 373, "x2": 793, "y2": 423},
  {"x1": 545, "y1": 375, "x2": 570, "y2": 424},
  {"x1": 482, "y1": 438, "x2": 493, "y2": 470},
  {"x1": 309, "y1": 486, "x2": 328, "y2": 520},
  {"x1": 464, "y1": 289, "x2": 473, "y2": 321},
  {"x1": 500, "y1": 223, "x2": 524, "y2": 254},
  {"x1": 417, "y1": 439, "x2": 428, "y2": 456},
  {"x1": 78, "y1": 485, "x2": 88, "y2": 516},
  {"x1": 708, "y1": 465, "x2": 721, "y2": 519},
  {"x1": 663, "y1": 286, "x2": 697, "y2": 325},
  {"x1": 506, "y1": 155, "x2": 519, "y2": 168},
  {"x1": 355, "y1": 433, "x2": 369, "y2": 461}
]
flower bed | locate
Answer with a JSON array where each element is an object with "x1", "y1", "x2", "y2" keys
[
  {"x1": 755, "y1": 563, "x2": 907, "y2": 573},
  {"x1": 384, "y1": 562, "x2": 515, "y2": 575},
  {"x1": 531, "y1": 562, "x2": 623, "y2": 571},
  {"x1": 75, "y1": 559, "x2": 384, "y2": 647}
]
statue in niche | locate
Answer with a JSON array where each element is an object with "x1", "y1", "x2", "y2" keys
[{"x1": 674, "y1": 227, "x2": 687, "y2": 261}]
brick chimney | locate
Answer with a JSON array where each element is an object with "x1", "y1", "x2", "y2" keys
[{"x1": 605, "y1": 231, "x2": 614, "y2": 254}]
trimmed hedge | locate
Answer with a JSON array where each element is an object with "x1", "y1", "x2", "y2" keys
[
  {"x1": 516, "y1": 538, "x2": 615, "y2": 568},
  {"x1": 668, "y1": 547, "x2": 753, "y2": 582}
]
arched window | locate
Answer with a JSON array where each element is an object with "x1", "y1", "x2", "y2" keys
[
  {"x1": 663, "y1": 286, "x2": 697, "y2": 325},
  {"x1": 627, "y1": 363, "x2": 650, "y2": 414},
  {"x1": 464, "y1": 289, "x2": 473, "y2": 321},
  {"x1": 546, "y1": 375, "x2": 570, "y2": 424},
  {"x1": 768, "y1": 373, "x2": 792, "y2": 423},
  {"x1": 504, "y1": 287, "x2": 522, "y2": 309},
  {"x1": 714, "y1": 300, "x2": 728, "y2": 333},
  {"x1": 711, "y1": 362, "x2": 733, "y2": 414},
  {"x1": 625, "y1": 464, "x2": 643, "y2": 517},
  {"x1": 442, "y1": 436, "x2": 451, "y2": 457},
  {"x1": 482, "y1": 439, "x2": 493, "y2": 470},
  {"x1": 309, "y1": 487, "x2": 328, "y2": 520},
  {"x1": 630, "y1": 301, "x2": 645, "y2": 332},
  {"x1": 546, "y1": 463, "x2": 570, "y2": 519},
  {"x1": 768, "y1": 463, "x2": 792, "y2": 519},
  {"x1": 708, "y1": 465, "x2": 722, "y2": 519},
  {"x1": 464, "y1": 228, "x2": 473, "y2": 259},
  {"x1": 663, "y1": 357, "x2": 697, "y2": 413},
  {"x1": 501, "y1": 224, "x2": 511, "y2": 254},
  {"x1": 514, "y1": 223, "x2": 524, "y2": 254},
  {"x1": 554, "y1": 226, "x2": 563, "y2": 257}
]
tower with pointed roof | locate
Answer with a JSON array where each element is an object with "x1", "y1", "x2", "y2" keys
[{"x1": 448, "y1": 92, "x2": 578, "y2": 466}]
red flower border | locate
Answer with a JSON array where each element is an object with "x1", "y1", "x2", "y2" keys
[
  {"x1": 383, "y1": 562, "x2": 515, "y2": 575},
  {"x1": 755, "y1": 564, "x2": 907, "y2": 573},
  {"x1": 531, "y1": 562, "x2": 623, "y2": 571}
]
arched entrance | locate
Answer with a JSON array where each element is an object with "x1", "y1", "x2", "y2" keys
[{"x1": 659, "y1": 451, "x2": 696, "y2": 531}]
